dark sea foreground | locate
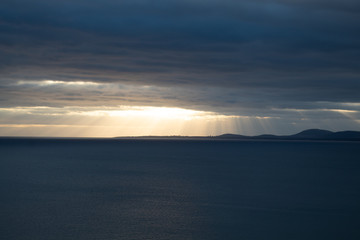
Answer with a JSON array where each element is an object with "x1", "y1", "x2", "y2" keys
[{"x1": 1, "y1": 138, "x2": 360, "y2": 240}]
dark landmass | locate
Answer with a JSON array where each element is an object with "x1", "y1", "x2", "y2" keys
[
  {"x1": 1, "y1": 129, "x2": 359, "y2": 141},
  {"x1": 116, "y1": 129, "x2": 360, "y2": 141},
  {"x1": 215, "y1": 129, "x2": 360, "y2": 141}
]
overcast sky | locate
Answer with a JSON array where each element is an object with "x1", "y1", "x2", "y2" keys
[{"x1": 1, "y1": 0, "x2": 360, "y2": 136}]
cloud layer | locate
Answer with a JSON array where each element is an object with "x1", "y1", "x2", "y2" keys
[{"x1": 1, "y1": 0, "x2": 360, "y2": 134}]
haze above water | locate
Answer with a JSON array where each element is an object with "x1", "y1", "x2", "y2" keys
[{"x1": 1, "y1": 139, "x2": 360, "y2": 240}]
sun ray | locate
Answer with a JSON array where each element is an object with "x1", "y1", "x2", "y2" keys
[{"x1": 0, "y1": 105, "x2": 286, "y2": 137}]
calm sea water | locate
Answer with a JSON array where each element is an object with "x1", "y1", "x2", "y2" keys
[{"x1": 1, "y1": 138, "x2": 360, "y2": 240}]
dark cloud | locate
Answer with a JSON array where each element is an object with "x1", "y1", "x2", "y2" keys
[{"x1": 0, "y1": 0, "x2": 360, "y2": 132}]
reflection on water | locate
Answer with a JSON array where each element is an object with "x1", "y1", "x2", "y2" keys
[{"x1": 1, "y1": 139, "x2": 360, "y2": 239}]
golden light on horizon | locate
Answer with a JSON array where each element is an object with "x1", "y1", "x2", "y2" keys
[
  {"x1": 77, "y1": 106, "x2": 203, "y2": 120},
  {"x1": 0, "y1": 106, "x2": 252, "y2": 137},
  {"x1": 2, "y1": 105, "x2": 359, "y2": 137}
]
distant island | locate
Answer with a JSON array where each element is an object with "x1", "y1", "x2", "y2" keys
[{"x1": 116, "y1": 129, "x2": 360, "y2": 141}]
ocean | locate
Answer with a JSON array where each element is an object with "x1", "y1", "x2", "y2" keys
[{"x1": 1, "y1": 138, "x2": 360, "y2": 239}]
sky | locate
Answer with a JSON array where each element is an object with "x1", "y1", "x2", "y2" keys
[{"x1": 1, "y1": 0, "x2": 360, "y2": 137}]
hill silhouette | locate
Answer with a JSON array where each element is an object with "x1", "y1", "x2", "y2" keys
[
  {"x1": 215, "y1": 129, "x2": 360, "y2": 141},
  {"x1": 291, "y1": 129, "x2": 333, "y2": 138}
]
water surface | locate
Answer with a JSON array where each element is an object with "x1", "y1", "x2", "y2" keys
[{"x1": 1, "y1": 138, "x2": 360, "y2": 239}]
